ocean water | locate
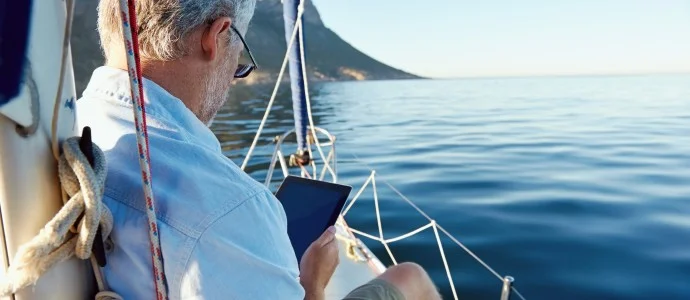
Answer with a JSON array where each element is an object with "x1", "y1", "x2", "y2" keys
[{"x1": 212, "y1": 74, "x2": 690, "y2": 300}]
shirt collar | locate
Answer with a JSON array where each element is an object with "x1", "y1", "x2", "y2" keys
[{"x1": 83, "y1": 66, "x2": 221, "y2": 152}]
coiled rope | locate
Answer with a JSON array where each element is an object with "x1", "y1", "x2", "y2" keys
[
  {"x1": 0, "y1": 137, "x2": 121, "y2": 299},
  {"x1": 1, "y1": 0, "x2": 165, "y2": 298}
]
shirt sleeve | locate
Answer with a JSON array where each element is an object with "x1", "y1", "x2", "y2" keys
[{"x1": 179, "y1": 190, "x2": 304, "y2": 299}]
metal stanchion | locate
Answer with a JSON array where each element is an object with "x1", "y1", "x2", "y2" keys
[{"x1": 500, "y1": 276, "x2": 514, "y2": 300}]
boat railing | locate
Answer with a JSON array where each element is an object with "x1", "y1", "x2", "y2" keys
[
  {"x1": 240, "y1": 1, "x2": 526, "y2": 297},
  {"x1": 253, "y1": 127, "x2": 526, "y2": 300}
]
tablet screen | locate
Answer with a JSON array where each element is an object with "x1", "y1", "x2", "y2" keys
[{"x1": 275, "y1": 176, "x2": 351, "y2": 262}]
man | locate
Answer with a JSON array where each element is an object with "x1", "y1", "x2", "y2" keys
[{"x1": 78, "y1": 0, "x2": 439, "y2": 299}]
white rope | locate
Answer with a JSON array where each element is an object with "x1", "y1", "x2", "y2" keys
[
  {"x1": 309, "y1": 158, "x2": 317, "y2": 180},
  {"x1": 318, "y1": 149, "x2": 334, "y2": 181},
  {"x1": 383, "y1": 222, "x2": 434, "y2": 244},
  {"x1": 235, "y1": 1, "x2": 526, "y2": 298},
  {"x1": 342, "y1": 171, "x2": 374, "y2": 216},
  {"x1": 343, "y1": 154, "x2": 527, "y2": 300},
  {"x1": 51, "y1": 0, "x2": 75, "y2": 161},
  {"x1": 240, "y1": 0, "x2": 338, "y2": 185},
  {"x1": 432, "y1": 221, "x2": 458, "y2": 300},
  {"x1": 348, "y1": 228, "x2": 382, "y2": 242},
  {"x1": 297, "y1": 9, "x2": 337, "y2": 182},
  {"x1": 240, "y1": 1, "x2": 307, "y2": 171},
  {"x1": 348, "y1": 153, "x2": 507, "y2": 279},
  {"x1": 277, "y1": 150, "x2": 290, "y2": 178},
  {"x1": 34, "y1": 2, "x2": 122, "y2": 297},
  {"x1": 0, "y1": 137, "x2": 121, "y2": 299},
  {"x1": 92, "y1": 257, "x2": 123, "y2": 300},
  {"x1": 370, "y1": 175, "x2": 398, "y2": 265},
  {"x1": 298, "y1": 164, "x2": 312, "y2": 179},
  {"x1": 116, "y1": 2, "x2": 168, "y2": 297},
  {"x1": 512, "y1": 287, "x2": 527, "y2": 300}
]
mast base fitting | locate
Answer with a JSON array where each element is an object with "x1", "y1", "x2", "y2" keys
[{"x1": 289, "y1": 151, "x2": 311, "y2": 166}]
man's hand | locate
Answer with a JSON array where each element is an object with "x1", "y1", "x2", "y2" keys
[{"x1": 300, "y1": 226, "x2": 339, "y2": 300}]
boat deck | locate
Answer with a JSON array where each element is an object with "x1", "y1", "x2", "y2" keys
[{"x1": 325, "y1": 221, "x2": 386, "y2": 299}]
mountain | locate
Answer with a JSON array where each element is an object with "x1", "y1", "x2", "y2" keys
[{"x1": 70, "y1": 0, "x2": 420, "y2": 94}]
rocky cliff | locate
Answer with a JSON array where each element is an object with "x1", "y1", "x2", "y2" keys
[{"x1": 71, "y1": 0, "x2": 420, "y2": 93}]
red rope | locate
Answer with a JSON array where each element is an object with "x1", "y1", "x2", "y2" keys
[
  {"x1": 127, "y1": 0, "x2": 151, "y2": 164},
  {"x1": 120, "y1": 0, "x2": 167, "y2": 298}
]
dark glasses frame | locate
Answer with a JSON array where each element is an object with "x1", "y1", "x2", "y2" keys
[{"x1": 230, "y1": 25, "x2": 258, "y2": 78}]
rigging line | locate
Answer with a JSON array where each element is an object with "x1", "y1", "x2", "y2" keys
[
  {"x1": 436, "y1": 224, "x2": 503, "y2": 281},
  {"x1": 348, "y1": 228, "x2": 382, "y2": 242},
  {"x1": 318, "y1": 149, "x2": 334, "y2": 181},
  {"x1": 349, "y1": 153, "x2": 433, "y2": 220},
  {"x1": 512, "y1": 286, "x2": 527, "y2": 300},
  {"x1": 433, "y1": 222, "x2": 458, "y2": 300},
  {"x1": 310, "y1": 157, "x2": 317, "y2": 179},
  {"x1": 348, "y1": 152, "x2": 505, "y2": 281},
  {"x1": 342, "y1": 171, "x2": 373, "y2": 216},
  {"x1": 240, "y1": 0, "x2": 306, "y2": 171},
  {"x1": 383, "y1": 222, "x2": 434, "y2": 244},
  {"x1": 296, "y1": 6, "x2": 336, "y2": 181},
  {"x1": 118, "y1": 0, "x2": 167, "y2": 298},
  {"x1": 50, "y1": 0, "x2": 76, "y2": 161}
]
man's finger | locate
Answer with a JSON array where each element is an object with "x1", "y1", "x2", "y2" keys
[
  {"x1": 323, "y1": 233, "x2": 338, "y2": 249},
  {"x1": 315, "y1": 226, "x2": 336, "y2": 246},
  {"x1": 325, "y1": 238, "x2": 338, "y2": 254}
]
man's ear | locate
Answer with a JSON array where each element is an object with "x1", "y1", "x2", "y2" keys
[{"x1": 201, "y1": 17, "x2": 232, "y2": 61}]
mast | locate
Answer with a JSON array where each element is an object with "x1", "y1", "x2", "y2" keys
[{"x1": 282, "y1": 0, "x2": 310, "y2": 162}]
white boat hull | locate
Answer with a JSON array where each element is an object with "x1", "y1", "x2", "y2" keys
[
  {"x1": 326, "y1": 220, "x2": 385, "y2": 299},
  {"x1": 0, "y1": 1, "x2": 93, "y2": 298}
]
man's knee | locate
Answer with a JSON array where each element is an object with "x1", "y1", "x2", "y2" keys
[
  {"x1": 384, "y1": 262, "x2": 430, "y2": 284},
  {"x1": 378, "y1": 262, "x2": 439, "y2": 299}
]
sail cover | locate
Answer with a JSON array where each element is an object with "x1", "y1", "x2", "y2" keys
[
  {"x1": 282, "y1": 0, "x2": 309, "y2": 153},
  {"x1": 0, "y1": 0, "x2": 32, "y2": 105}
]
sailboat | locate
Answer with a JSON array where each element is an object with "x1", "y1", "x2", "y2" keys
[{"x1": 0, "y1": 0, "x2": 524, "y2": 299}]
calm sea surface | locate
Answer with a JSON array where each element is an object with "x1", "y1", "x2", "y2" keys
[{"x1": 212, "y1": 75, "x2": 690, "y2": 300}]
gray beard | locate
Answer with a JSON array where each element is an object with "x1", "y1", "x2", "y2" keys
[{"x1": 199, "y1": 57, "x2": 232, "y2": 125}]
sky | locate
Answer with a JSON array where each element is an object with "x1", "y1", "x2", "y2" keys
[{"x1": 311, "y1": 0, "x2": 690, "y2": 78}]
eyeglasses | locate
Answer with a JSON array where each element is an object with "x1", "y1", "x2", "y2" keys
[{"x1": 230, "y1": 25, "x2": 258, "y2": 78}]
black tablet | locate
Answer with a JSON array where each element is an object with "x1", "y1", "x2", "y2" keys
[{"x1": 275, "y1": 176, "x2": 352, "y2": 262}]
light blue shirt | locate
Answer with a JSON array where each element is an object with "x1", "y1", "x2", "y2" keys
[{"x1": 77, "y1": 66, "x2": 304, "y2": 299}]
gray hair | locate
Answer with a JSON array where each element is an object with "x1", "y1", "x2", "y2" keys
[{"x1": 98, "y1": 0, "x2": 256, "y2": 61}]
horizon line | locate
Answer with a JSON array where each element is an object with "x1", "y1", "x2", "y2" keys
[{"x1": 422, "y1": 70, "x2": 690, "y2": 81}]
